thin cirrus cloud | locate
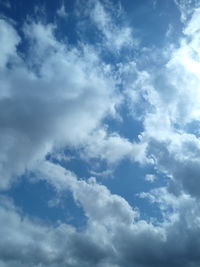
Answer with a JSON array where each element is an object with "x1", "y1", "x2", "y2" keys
[{"x1": 1, "y1": 0, "x2": 200, "y2": 267}]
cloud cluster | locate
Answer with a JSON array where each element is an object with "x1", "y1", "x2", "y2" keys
[
  {"x1": 122, "y1": 3, "x2": 200, "y2": 198},
  {"x1": 1, "y1": 0, "x2": 200, "y2": 266},
  {"x1": 144, "y1": 6, "x2": 200, "y2": 197},
  {"x1": 0, "y1": 17, "x2": 121, "y2": 188},
  {"x1": 80, "y1": 128, "x2": 147, "y2": 165},
  {"x1": 1, "y1": 162, "x2": 200, "y2": 267},
  {"x1": 89, "y1": 0, "x2": 134, "y2": 51}
]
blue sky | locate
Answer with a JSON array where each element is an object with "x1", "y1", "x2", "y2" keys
[{"x1": 1, "y1": 0, "x2": 200, "y2": 266}]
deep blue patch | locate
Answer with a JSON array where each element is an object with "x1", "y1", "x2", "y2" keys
[
  {"x1": 3, "y1": 175, "x2": 86, "y2": 228},
  {"x1": 121, "y1": 0, "x2": 183, "y2": 47},
  {"x1": 104, "y1": 104, "x2": 144, "y2": 142},
  {"x1": 102, "y1": 159, "x2": 167, "y2": 221}
]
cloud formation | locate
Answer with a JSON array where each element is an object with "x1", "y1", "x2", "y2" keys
[
  {"x1": 1, "y1": 162, "x2": 200, "y2": 267},
  {"x1": 1, "y1": 0, "x2": 200, "y2": 267},
  {"x1": 0, "y1": 17, "x2": 121, "y2": 188}
]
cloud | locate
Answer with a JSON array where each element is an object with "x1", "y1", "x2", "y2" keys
[
  {"x1": 80, "y1": 128, "x2": 147, "y2": 165},
  {"x1": 149, "y1": 6, "x2": 200, "y2": 197},
  {"x1": 36, "y1": 160, "x2": 138, "y2": 225},
  {"x1": 174, "y1": 0, "x2": 199, "y2": 22},
  {"x1": 34, "y1": 162, "x2": 200, "y2": 267},
  {"x1": 0, "y1": 195, "x2": 114, "y2": 267},
  {"x1": 80, "y1": 0, "x2": 134, "y2": 52},
  {"x1": 56, "y1": 2, "x2": 67, "y2": 18},
  {"x1": 145, "y1": 174, "x2": 156, "y2": 183},
  {"x1": 0, "y1": 18, "x2": 121, "y2": 189},
  {"x1": 122, "y1": 4, "x2": 200, "y2": 198},
  {"x1": 146, "y1": 133, "x2": 200, "y2": 197},
  {"x1": 0, "y1": 162, "x2": 137, "y2": 267},
  {"x1": 0, "y1": 1, "x2": 148, "y2": 189},
  {"x1": 1, "y1": 162, "x2": 200, "y2": 267},
  {"x1": 0, "y1": 19, "x2": 20, "y2": 69},
  {"x1": 2, "y1": 1, "x2": 200, "y2": 266}
]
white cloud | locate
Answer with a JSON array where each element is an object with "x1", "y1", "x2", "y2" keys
[
  {"x1": 122, "y1": 4, "x2": 200, "y2": 198},
  {"x1": 2, "y1": 1, "x2": 200, "y2": 266},
  {"x1": 174, "y1": 0, "x2": 199, "y2": 22},
  {"x1": 1, "y1": 161, "x2": 200, "y2": 266},
  {"x1": 0, "y1": 6, "x2": 150, "y2": 189},
  {"x1": 57, "y1": 2, "x2": 67, "y2": 18},
  {"x1": 151, "y1": 7, "x2": 200, "y2": 197},
  {"x1": 145, "y1": 174, "x2": 156, "y2": 183},
  {"x1": 166, "y1": 23, "x2": 173, "y2": 38},
  {"x1": 36, "y1": 160, "x2": 138, "y2": 225},
  {"x1": 80, "y1": 128, "x2": 147, "y2": 165},
  {"x1": 0, "y1": 19, "x2": 121, "y2": 189},
  {"x1": 0, "y1": 19, "x2": 20, "y2": 69},
  {"x1": 88, "y1": 0, "x2": 134, "y2": 51}
]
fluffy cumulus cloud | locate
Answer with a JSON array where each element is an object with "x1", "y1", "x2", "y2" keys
[
  {"x1": 2, "y1": 162, "x2": 200, "y2": 267},
  {"x1": 80, "y1": 128, "x2": 147, "y2": 165},
  {"x1": 0, "y1": 17, "x2": 121, "y2": 189},
  {"x1": 139, "y1": 5, "x2": 200, "y2": 198},
  {"x1": 1, "y1": 0, "x2": 200, "y2": 266},
  {"x1": 121, "y1": 1, "x2": 200, "y2": 198}
]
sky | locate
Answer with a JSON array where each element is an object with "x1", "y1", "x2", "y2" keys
[{"x1": 1, "y1": 0, "x2": 200, "y2": 266}]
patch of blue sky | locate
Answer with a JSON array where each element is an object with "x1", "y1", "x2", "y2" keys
[
  {"x1": 102, "y1": 159, "x2": 167, "y2": 220},
  {"x1": 104, "y1": 104, "x2": 143, "y2": 142},
  {"x1": 3, "y1": 175, "x2": 86, "y2": 229},
  {"x1": 182, "y1": 120, "x2": 200, "y2": 137},
  {"x1": 46, "y1": 149, "x2": 90, "y2": 179},
  {"x1": 46, "y1": 138, "x2": 166, "y2": 221},
  {"x1": 122, "y1": 0, "x2": 183, "y2": 46},
  {"x1": 49, "y1": 146, "x2": 166, "y2": 221}
]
